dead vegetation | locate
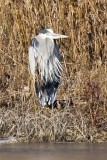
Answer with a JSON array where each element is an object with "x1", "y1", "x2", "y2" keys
[{"x1": 0, "y1": 0, "x2": 107, "y2": 142}]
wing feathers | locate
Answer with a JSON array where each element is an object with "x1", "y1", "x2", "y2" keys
[{"x1": 28, "y1": 37, "x2": 62, "y2": 106}]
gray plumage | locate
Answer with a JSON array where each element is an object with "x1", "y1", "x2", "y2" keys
[{"x1": 28, "y1": 29, "x2": 68, "y2": 106}]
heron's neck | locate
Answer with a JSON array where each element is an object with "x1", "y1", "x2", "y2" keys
[{"x1": 36, "y1": 34, "x2": 46, "y2": 40}]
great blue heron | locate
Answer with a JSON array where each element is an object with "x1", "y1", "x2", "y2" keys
[{"x1": 28, "y1": 29, "x2": 68, "y2": 107}]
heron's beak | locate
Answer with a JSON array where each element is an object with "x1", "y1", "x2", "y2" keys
[{"x1": 46, "y1": 32, "x2": 68, "y2": 39}]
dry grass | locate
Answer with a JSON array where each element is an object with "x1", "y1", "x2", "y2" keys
[{"x1": 0, "y1": 0, "x2": 107, "y2": 142}]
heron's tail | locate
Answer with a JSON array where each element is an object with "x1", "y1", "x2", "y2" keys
[{"x1": 35, "y1": 81, "x2": 59, "y2": 107}]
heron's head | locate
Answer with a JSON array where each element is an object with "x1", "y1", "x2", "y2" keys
[{"x1": 38, "y1": 29, "x2": 68, "y2": 39}]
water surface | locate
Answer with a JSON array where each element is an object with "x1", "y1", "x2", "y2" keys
[{"x1": 0, "y1": 143, "x2": 107, "y2": 160}]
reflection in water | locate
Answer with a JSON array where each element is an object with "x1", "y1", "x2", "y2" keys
[{"x1": 0, "y1": 143, "x2": 107, "y2": 160}]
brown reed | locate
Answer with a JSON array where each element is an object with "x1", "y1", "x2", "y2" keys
[{"x1": 0, "y1": 0, "x2": 106, "y2": 142}]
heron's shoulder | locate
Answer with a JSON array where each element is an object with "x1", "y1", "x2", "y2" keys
[{"x1": 30, "y1": 37, "x2": 39, "y2": 47}]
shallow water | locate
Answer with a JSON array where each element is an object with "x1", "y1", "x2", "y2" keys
[{"x1": 0, "y1": 143, "x2": 107, "y2": 160}]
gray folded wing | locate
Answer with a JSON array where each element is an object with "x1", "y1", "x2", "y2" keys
[{"x1": 28, "y1": 37, "x2": 62, "y2": 106}]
